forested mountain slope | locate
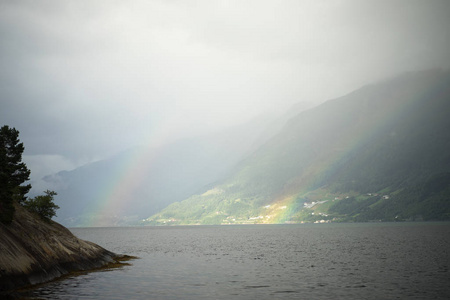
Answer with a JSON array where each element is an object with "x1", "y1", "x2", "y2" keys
[
  {"x1": 147, "y1": 70, "x2": 450, "y2": 224},
  {"x1": 45, "y1": 109, "x2": 312, "y2": 227}
]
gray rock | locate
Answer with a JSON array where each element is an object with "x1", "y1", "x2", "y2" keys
[{"x1": 0, "y1": 202, "x2": 119, "y2": 292}]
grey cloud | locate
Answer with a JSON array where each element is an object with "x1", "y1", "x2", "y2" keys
[{"x1": 1, "y1": 0, "x2": 449, "y2": 180}]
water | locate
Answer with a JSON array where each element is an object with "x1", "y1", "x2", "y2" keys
[{"x1": 26, "y1": 223, "x2": 450, "y2": 299}]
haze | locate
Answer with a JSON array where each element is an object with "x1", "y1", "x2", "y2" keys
[{"x1": 1, "y1": 0, "x2": 450, "y2": 184}]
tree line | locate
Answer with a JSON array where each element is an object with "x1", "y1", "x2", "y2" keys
[{"x1": 0, "y1": 125, "x2": 59, "y2": 224}]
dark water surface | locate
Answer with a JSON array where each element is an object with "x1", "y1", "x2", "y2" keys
[{"x1": 27, "y1": 223, "x2": 450, "y2": 299}]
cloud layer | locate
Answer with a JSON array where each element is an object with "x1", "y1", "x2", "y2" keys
[{"x1": 1, "y1": 0, "x2": 450, "y2": 178}]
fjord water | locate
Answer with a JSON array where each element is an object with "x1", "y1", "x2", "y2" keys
[{"x1": 29, "y1": 223, "x2": 449, "y2": 299}]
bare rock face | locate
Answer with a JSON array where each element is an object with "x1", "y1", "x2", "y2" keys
[{"x1": 0, "y1": 203, "x2": 118, "y2": 292}]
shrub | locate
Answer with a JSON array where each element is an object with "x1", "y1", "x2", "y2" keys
[{"x1": 24, "y1": 190, "x2": 59, "y2": 222}]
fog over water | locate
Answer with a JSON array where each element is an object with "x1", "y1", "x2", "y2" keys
[{"x1": 1, "y1": 0, "x2": 449, "y2": 185}]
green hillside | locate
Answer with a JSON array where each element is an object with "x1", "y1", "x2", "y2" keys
[
  {"x1": 45, "y1": 114, "x2": 281, "y2": 227},
  {"x1": 145, "y1": 70, "x2": 450, "y2": 225}
]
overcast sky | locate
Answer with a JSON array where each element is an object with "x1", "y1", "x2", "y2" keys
[{"x1": 1, "y1": 0, "x2": 450, "y2": 181}]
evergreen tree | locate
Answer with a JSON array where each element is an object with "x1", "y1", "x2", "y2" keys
[
  {"x1": 24, "y1": 190, "x2": 59, "y2": 222},
  {"x1": 0, "y1": 125, "x2": 31, "y2": 224}
]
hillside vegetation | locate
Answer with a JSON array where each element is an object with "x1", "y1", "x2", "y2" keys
[
  {"x1": 146, "y1": 70, "x2": 450, "y2": 225},
  {"x1": 44, "y1": 111, "x2": 302, "y2": 227}
]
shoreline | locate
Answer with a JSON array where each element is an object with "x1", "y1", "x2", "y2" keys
[
  {"x1": 6, "y1": 255, "x2": 138, "y2": 300},
  {"x1": 0, "y1": 203, "x2": 134, "y2": 296}
]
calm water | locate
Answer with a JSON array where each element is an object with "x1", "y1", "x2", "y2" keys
[{"x1": 26, "y1": 223, "x2": 450, "y2": 299}]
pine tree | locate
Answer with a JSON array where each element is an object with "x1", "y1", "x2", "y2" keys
[{"x1": 0, "y1": 125, "x2": 31, "y2": 224}]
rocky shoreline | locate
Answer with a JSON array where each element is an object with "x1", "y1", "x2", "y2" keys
[{"x1": 0, "y1": 203, "x2": 127, "y2": 295}]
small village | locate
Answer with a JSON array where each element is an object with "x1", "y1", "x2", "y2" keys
[{"x1": 148, "y1": 192, "x2": 393, "y2": 225}]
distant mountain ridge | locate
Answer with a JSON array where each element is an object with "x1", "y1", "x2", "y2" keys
[
  {"x1": 147, "y1": 70, "x2": 450, "y2": 224},
  {"x1": 45, "y1": 104, "x2": 312, "y2": 227}
]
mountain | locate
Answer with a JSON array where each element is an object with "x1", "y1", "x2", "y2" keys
[
  {"x1": 147, "y1": 70, "x2": 450, "y2": 225},
  {"x1": 45, "y1": 105, "x2": 312, "y2": 227}
]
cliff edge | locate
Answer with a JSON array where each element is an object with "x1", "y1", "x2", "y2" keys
[{"x1": 0, "y1": 202, "x2": 119, "y2": 292}]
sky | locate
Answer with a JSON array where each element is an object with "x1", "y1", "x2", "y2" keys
[{"x1": 1, "y1": 0, "x2": 450, "y2": 183}]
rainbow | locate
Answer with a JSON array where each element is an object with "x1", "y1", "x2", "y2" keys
[
  {"x1": 82, "y1": 146, "x2": 152, "y2": 227},
  {"x1": 269, "y1": 72, "x2": 447, "y2": 223},
  {"x1": 82, "y1": 70, "x2": 449, "y2": 226},
  {"x1": 81, "y1": 116, "x2": 181, "y2": 227}
]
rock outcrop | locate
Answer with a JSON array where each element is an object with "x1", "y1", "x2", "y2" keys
[{"x1": 0, "y1": 202, "x2": 119, "y2": 292}]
